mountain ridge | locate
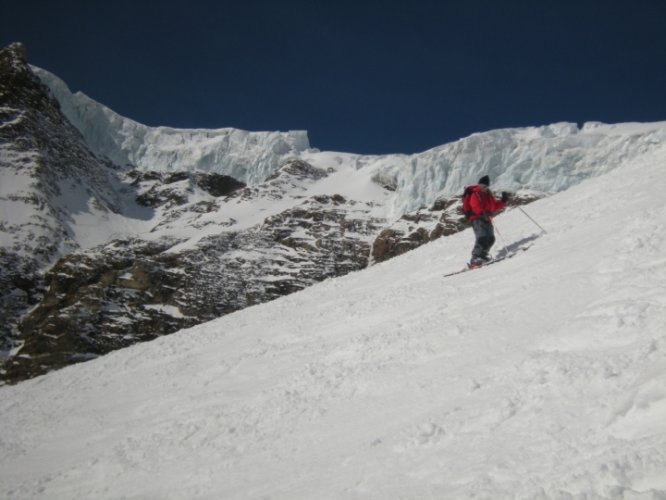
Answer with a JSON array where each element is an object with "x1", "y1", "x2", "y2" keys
[
  {"x1": 2, "y1": 41, "x2": 665, "y2": 384},
  {"x1": 34, "y1": 62, "x2": 666, "y2": 218},
  {"x1": 32, "y1": 66, "x2": 311, "y2": 184}
]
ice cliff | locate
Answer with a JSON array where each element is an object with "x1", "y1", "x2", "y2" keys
[
  {"x1": 305, "y1": 121, "x2": 666, "y2": 216},
  {"x1": 35, "y1": 65, "x2": 666, "y2": 217},
  {"x1": 32, "y1": 67, "x2": 311, "y2": 185}
]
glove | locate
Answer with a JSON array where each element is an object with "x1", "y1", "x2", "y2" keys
[{"x1": 501, "y1": 191, "x2": 510, "y2": 203}]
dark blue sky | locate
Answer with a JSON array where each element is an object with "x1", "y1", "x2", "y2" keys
[{"x1": 3, "y1": 0, "x2": 665, "y2": 154}]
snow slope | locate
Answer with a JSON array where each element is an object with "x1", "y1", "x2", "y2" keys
[{"x1": 1, "y1": 135, "x2": 665, "y2": 498}]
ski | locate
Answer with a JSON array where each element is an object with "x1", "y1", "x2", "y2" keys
[{"x1": 443, "y1": 243, "x2": 533, "y2": 278}]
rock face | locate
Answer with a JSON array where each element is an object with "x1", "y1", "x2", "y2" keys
[
  {"x1": 0, "y1": 42, "x2": 124, "y2": 361},
  {"x1": 2, "y1": 161, "x2": 385, "y2": 382},
  {"x1": 2, "y1": 42, "x2": 551, "y2": 384},
  {"x1": 128, "y1": 170, "x2": 245, "y2": 208}
]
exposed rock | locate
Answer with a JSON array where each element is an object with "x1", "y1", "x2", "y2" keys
[
  {"x1": 4, "y1": 238, "x2": 190, "y2": 382},
  {"x1": 265, "y1": 159, "x2": 329, "y2": 182},
  {"x1": 4, "y1": 189, "x2": 384, "y2": 382},
  {"x1": 127, "y1": 170, "x2": 245, "y2": 208},
  {"x1": 0, "y1": 41, "x2": 124, "y2": 360},
  {"x1": 194, "y1": 172, "x2": 246, "y2": 197}
]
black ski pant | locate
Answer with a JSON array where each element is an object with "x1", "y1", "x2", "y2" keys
[{"x1": 471, "y1": 218, "x2": 495, "y2": 261}]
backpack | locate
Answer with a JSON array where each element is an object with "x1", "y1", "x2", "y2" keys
[{"x1": 462, "y1": 186, "x2": 475, "y2": 219}]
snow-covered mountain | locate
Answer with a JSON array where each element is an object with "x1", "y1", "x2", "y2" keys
[
  {"x1": 1, "y1": 127, "x2": 665, "y2": 499},
  {"x1": 2, "y1": 40, "x2": 666, "y2": 385},
  {"x1": 33, "y1": 67, "x2": 311, "y2": 185},
  {"x1": 0, "y1": 42, "x2": 137, "y2": 364},
  {"x1": 33, "y1": 64, "x2": 666, "y2": 216}
]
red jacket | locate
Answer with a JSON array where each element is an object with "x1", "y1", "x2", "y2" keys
[{"x1": 463, "y1": 185, "x2": 506, "y2": 222}]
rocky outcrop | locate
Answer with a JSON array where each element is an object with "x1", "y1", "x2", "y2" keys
[
  {"x1": 3, "y1": 238, "x2": 187, "y2": 381},
  {"x1": 127, "y1": 170, "x2": 246, "y2": 208},
  {"x1": 0, "y1": 42, "x2": 122, "y2": 359},
  {"x1": 3, "y1": 188, "x2": 383, "y2": 383}
]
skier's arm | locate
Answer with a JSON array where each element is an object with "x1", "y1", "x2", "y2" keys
[{"x1": 490, "y1": 196, "x2": 506, "y2": 213}]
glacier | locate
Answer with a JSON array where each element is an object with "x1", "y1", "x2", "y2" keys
[
  {"x1": 34, "y1": 65, "x2": 666, "y2": 217},
  {"x1": 32, "y1": 67, "x2": 311, "y2": 185}
]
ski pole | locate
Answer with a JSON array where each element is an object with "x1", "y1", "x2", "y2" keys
[
  {"x1": 492, "y1": 219, "x2": 507, "y2": 248},
  {"x1": 518, "y1": 206, "x2": 547, "y2": 234}
]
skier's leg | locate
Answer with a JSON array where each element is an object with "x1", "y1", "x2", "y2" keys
[
  {"x1": 473, "y1": 219, "x2": 494, "y2": 261},
  {"x1": 471, "y1": 219, "x2": 489, "y2": 263},
  {"x1": 481, "y1": 222, "x2": 496, "y2": 258}
]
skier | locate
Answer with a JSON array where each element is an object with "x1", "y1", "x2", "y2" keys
[{"x1": 462, "y1": 175, "x2": 509, "y2": 267}]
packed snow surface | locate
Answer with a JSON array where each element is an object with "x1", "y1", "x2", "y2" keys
[{"x1": 1, "y1": 136, "x2": 665, "y2": 498}]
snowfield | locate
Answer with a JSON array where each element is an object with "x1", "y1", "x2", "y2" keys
[{"x1": 1, "y1": 143, "x2": 666, "y2": 498}]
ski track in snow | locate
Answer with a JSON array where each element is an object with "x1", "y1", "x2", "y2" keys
[{"x1": 2, "y1": 151, "x2": 666, "y2": 498}]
